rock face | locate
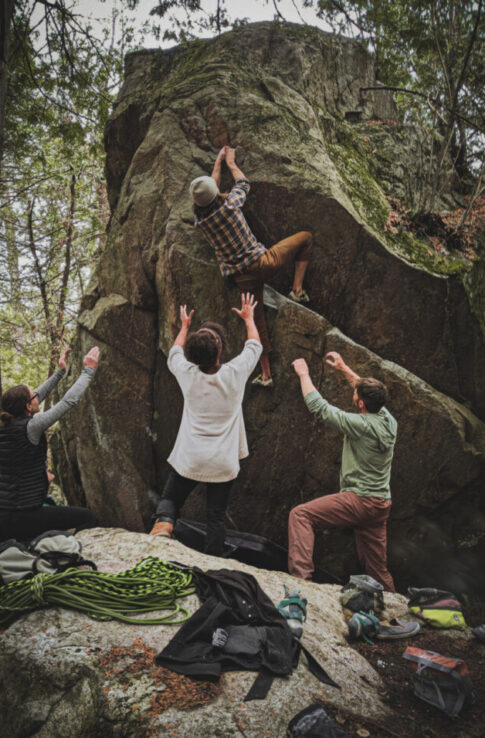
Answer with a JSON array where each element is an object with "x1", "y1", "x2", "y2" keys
[
  {"x1": 0, "y1": 528, "x2": 427, "y2": 737},
  {"x1": 56, "y1": 23, "x2": 485, "y2": 596}
]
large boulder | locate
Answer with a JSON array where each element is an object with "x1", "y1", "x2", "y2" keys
[
  {"x1": 102, "y1": 22, "x2": 485, "y2": 414},
  {"x1": 56, "y1": 22, "x2": 485, "y2": 596}
]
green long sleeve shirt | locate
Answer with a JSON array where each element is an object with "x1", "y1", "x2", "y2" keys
[{"x1": 305, "y1": 390, "x2": 397, "y2": 499}]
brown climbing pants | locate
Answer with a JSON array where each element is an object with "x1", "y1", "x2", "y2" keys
[
  {"x1": 288, "y1": 490, "x2": 395, "y2": 592},
  {"x1": 233, "y1": 231, "x2": 312, "y2": 355}
]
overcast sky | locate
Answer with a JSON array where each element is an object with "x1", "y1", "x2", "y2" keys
[{"x1": 75, "y1": 0, "x2": 332, "y2": 48}]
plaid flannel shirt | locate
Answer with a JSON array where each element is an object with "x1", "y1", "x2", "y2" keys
[{"x1": 195, "y1": 178, "x2": 266, "y2": 277}]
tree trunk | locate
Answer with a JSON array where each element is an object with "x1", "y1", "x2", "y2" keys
[
  {"x1": 5, "y1": 205, "x2": 20, "y2": 308},
  {"x1": 0, "y1": 0, "x2": 14, "y2": 179},
  {"x1": 49, "y1": 169, "x2": 76, "y2": 377}
]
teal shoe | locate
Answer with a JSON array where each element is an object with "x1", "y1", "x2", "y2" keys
[{"x1": 278, "y1": 584, "x2": 307, "y2": 638}]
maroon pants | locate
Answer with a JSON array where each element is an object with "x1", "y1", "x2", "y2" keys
[{"x1": 288, "y1": 490, "x2": 395, "y2": 591}]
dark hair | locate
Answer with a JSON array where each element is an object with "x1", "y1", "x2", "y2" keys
[
  {"x1": 185, "y1": 331, "x2": 220, "y2": 370},
  {"x1": 356, "y1": 378, "x2": 388, "y2": 413},
  {"x1": 0, "y1": 385, "x2": 31, "y2": 424},
  {"x1": 194, "y1": 194, "x2": 225, "y2": 220},
  {"x1": 199, "y1": 321, "x2": 229, "y2": 361}
]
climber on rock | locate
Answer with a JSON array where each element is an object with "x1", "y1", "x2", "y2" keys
[
  {"x1": 150, "y1": 293, "x2": 262, "y2": 555},
  {"x1": 288, "y1": 351, "x2": 397, "y2": 591},
  {"x1": 189, "y1": 145, "x2": 312, "y2": 388},
  {"x1": 0, "y1": 347, "x2": 100, "y2": 541}
]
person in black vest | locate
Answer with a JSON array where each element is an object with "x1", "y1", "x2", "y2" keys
[{"x1": 0, "y1": 347, "x2": 100, "y2": 541}]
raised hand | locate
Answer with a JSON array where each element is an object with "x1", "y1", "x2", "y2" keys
[
  {"x1": 180, "y1": 305, "x2": 194, "y2": 329},
  {"x1": 292, "y1": 358, "x2": 310, "y2": 377},
  {"x1": 59, "y1": 347, "x2": 72, "y2": 370},
  {"x1": 325, "y1": 351, "x2": 345, "y2": 371},
  {"x1": 232, "y1": 292, "x2": 257, "y2": 322},
  {"x1": 83, "y1": 346, "x2": 100, "y2": 369},
  {"x1": 225, "y1": 146, "x2": 236, "y2": 165},
  {"x1": 215, "y1": 146, "x2": 227, "y2": 164}
]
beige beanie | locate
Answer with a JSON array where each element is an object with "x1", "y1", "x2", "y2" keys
[{"x1": 189, "y1": 176, "x2": 218, "y2": 206}]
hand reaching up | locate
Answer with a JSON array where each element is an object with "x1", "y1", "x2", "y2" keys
[
  {"x1": 58, "y1": 347, "x2": 72, "y2": 370},
  {"x1": 180, "y1": 305, "x2": 194, "y2": 329},
  {"x1": 225, "y1": 147, "x2": 236, "y2": 166},
  {"x1": 83, "y1": 346, "x2": 100, "y2": 369},
  {"x1": 325, "y1": 351, "x2": 345, "y2": 371},
  {"x1": 292, "y1": 358, "x2": 310, "y2": 377},
  {"x1": 215, "y1": 146, "x2": 227, "y2": 164},
  {"x1": 232, "y1": 292, "x2": 257, "y2": 322}
]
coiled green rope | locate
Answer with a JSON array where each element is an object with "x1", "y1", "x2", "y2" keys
[{"x1": 0, "y1": 557, "x2": 195, "y2": 628}]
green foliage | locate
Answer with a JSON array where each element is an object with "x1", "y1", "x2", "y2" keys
[
  {"x1": 314, "y1": 0, "x2": 485, "y2": 212},
  {"x1": 2, "y1": 0, "x2": 483, "y2": 390},
  {"x1": 146, "y1": 0, "x2": 235, "y2": 41},
  {"x1": 0, "y1": 0, "x2": 144, "y2": 392}
]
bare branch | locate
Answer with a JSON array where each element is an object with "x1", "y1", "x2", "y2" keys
[
  {"x1": 360, "y1": 86, "x2": 485, "y2": 135},
  {"x1": 451, "y1": 0, "x2": 483, "y2": 114},
  {"x1": 272, "y1": 0, "x2": 286, "y2": 22},
  {"x1": 56, "y1": 168, "x2": 75, "y2": 333},
  {"x1": 317, "y1": 0, "x2": 368, "y2": 36},
  {"x1": 26, "y1": 198, "x2": 52, "y2": 332}
]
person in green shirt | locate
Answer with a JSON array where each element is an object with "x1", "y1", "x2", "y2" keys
[{"x1": 289, "y1": 351, "x2": 397, "y2": 591}]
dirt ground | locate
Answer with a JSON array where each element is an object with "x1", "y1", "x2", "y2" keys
[{"x1": 323, "y1": 627, "x2": 484, "y2": 738}]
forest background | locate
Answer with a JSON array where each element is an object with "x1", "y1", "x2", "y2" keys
[{"x1": 0, "y1": 0, "x2": 484, "y2": 396}]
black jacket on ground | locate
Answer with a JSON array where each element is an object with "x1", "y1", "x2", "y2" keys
[{"x1": 156, "y1": 568, "x2": 339, "y2": 699}]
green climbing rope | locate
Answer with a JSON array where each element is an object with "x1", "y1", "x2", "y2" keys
[{"x1": 0, "y1": 556, "x2": 195, "y2": 628}]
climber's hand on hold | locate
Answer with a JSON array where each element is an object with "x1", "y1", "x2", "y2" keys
[
  {"x1": 292, "y1": 358, "x2": 310, "y2": 377},
  {"x1": 84, "y1": 347, "x2": 100, "y2": 369}
]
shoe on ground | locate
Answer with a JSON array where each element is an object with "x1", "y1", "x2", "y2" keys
[
  {"x1": 278, "y1": 584, "x2": 308, "y2": 639},
  {"x1": 288, "y1": 289, "x2": 310, "y2": 304},
  {"x1": 472, "y1": 624, "x2": 485, "y2": 643},
  {"x1": 252, "y1": 374, "x2": 274, "y2": 388},
  {"x1": 376, "y1": 618, "x2": 420, "y2": 640},
  {"x1": 348, "y1": 611, "x2": 380, "y2": 642},
  {"x1": 150, "y1": 521, "x2": 174, "y2": 537}
]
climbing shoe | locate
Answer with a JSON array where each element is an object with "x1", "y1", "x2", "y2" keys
[
  {"x1": 376, "y1": 618, "x2": 421, "y2": 640},
  {"x1": 150, "y1": 521, "x2": 173, "y2": 537},
  {"x1": 348, "y1": 611, "x2": 380, "y2": 643},
  {"x1": 288, "y1": 289, "x2": 310, "y2": 304},
  {"x1": 252, "y1": 374, "x2": 274, "y2": 388},
  {"x1": 278, "y1": 584, "x2": 307, "y2": 638},
  {"x1": 348, "y1": 612, "x2": 420, "y2": 643}
]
